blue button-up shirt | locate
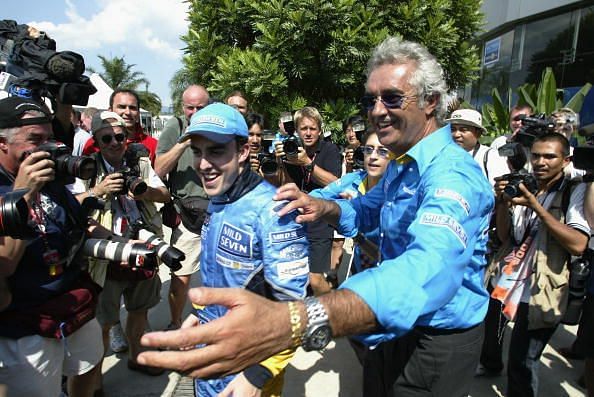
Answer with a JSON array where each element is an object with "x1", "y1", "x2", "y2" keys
[{"x1": 336, "y1": 125, "x2": 494, "y2": 345}]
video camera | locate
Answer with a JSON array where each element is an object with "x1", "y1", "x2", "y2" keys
[
  {"x1": 0, "y1": 20, "x2": 96, "y2": 105},
  {"x1": 498, "y1": 114, "x2": 556, "y2": 171}
]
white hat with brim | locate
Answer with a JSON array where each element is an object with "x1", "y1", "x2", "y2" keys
[{"x1": 445, "y1": 109, "x2": 486, "y2": 134}]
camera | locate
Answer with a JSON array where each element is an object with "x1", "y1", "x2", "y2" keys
[
  {"x1": 114, "y1": 167, "x2": 147, "y2": 196},
  {"x1": 514, "y1": 114, "x2": 555, "y2": 147},
  {"x1": 280, "y1": 113, "x2": 295, "y2": 135},
  {"x1": 82, "y1": 238, "x2": 158, "y2": 270},
  {"x1": 137, "y1": 229, "x2": 184, "y2": 272},
  {"x1": 1, "y1": 20, "x2": 97, "y2": 105},
  {"x1": 500, "y1": 172, "x2": 538, "y2": 198},
  {"x1": 572, "y1": 127, "x2": 594, "y2": 172},
  {"x1": 562, "y1": 249, "x2": 592, "y2": 325},
  {"x1": 33, "y1": 140, "x2": 96, "y2": 184},
  {"x1": 0, "y1": 188, "x2": 35, "y2": 238},
  {"x1": 352, "y1": 146, "x2": 365, "y2": 169},
  {"x1": 257, "y1": 152, "x2": 278, "y2": 175},
  {"x1": 283, "y1": 135, "x2": 302, "y2": 156}
]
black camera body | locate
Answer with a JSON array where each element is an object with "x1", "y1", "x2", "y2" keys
[
  {"x1": 562, "y1": 249, "x2": 593, "y2": 325},
  {"x1": 35, "y1": 140, "x2": 96, "y2": 184},
  {"x1": 500, "y1": 172, "x2": 538, "y2": 198},
  {"x1": 1, "y1": 19, "x2": 97, "y2": 105},
  {"x1": 114, "y1": 167, "x2": 147, "y2": 196},
  {"x1": 257, "y1": 152, "x2": 278, "y2": 175},
  {"x1": 353, "y1": 146, "x2": 365, "y2": 170},
  {"x1": 283, "y1": 135, "x2": 302, "y2": 157},
  {"x1": 515, "y1": 114, "x2": 556, "y2": 147}
]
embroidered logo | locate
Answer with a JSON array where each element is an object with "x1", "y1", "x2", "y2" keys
[
  {"x1": 419, "y1": 212, "x2": 468, "y2": 247},
  {"x1": 277, "y1": 259, "x2": 309, "y2": 280},
  {"x1": 435, "y1": 188, "x2": 470, "y2": 215},
  {"x1": 270, "y1": 227, "x2": 305, "y2": 244}
]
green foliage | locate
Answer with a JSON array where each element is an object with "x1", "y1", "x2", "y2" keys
[
  {"x1": 178, "y1": 0, "x2": 484, "y2": 136},
  {"x1": 481, "y1": 88, "x2": 511, "y2": 137},
  {"x1": 88, "y1": 55, "x2": 162, "y2": 115}
]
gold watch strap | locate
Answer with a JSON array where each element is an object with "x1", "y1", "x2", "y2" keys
[{"x1": 287, "y1": 301, "x2": 303, "y2": 348}]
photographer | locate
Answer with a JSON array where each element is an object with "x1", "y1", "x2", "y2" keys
[
  {"x1": 275, "y1": 106, "x2": 342, "y2": 295},
  {"x1": 0, "y1": 96, "x2": 118, "y2": 396},
  {"x1": 246, "y1": 112, "x2": 266, "y2": 173},
  {"x1": 342, "y1": 115, "x2": 364, "y2": 174},
  {"x1": 487, "y1": 132, "x2": 590, "y2": 396},
  {"x1": 71, "y1": 110, "x2": 170, "y2": 376}
]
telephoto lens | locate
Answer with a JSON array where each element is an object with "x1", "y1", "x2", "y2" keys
[
  {"x1": 82, "y1": 238, "x2": 158, "y2": 269},
  {"x1": 138, "y1": 229, "x2": 184, "y2": 272},
  {"x1": 0, "y1": 188, "x2": 34, "y2": 239}
]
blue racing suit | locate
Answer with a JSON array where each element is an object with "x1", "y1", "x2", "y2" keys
[
  {"x1": 310, "y1": 169, "x2": 380, "y2": 274},
  {"x1": 336, "y1": 125, "x2": 494, "y2": 345},
  {"x1": 193, "y1": 168, "x2": 309, "y2": 396}
]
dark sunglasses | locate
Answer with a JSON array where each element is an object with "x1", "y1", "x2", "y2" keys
[
  {"x1": 363, "y1": 145, "x2": 391, "y2": 158},
  {"x1": 361, "y1": 93, "x2": 414, "y2": 111},
  {"x1": 100, "y1": 134, "x2": 126, "y2": 144}
]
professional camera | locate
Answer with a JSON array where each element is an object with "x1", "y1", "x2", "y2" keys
[
  {"x1": 0, "y1": 19, "x2": 97, "y2": 105},
  {"x1": 137, "y1": 229, "x2": 184, "y2": 272},
  {"x1": 34, "y1": 140, "x2": 96, "y2": 183},
  {"x1": 514, "y1": 114, "x2": 556, "y2": 147},
  {"x1": 500, "y1": 172, "x2": 538, "y2": 198},
  {"x1": 257, "y1": 152, "x2": 278, "y2": 175},
  {"x1": 352, "y1": 146, "x2": 365, "y2": 169},
  {"x1": 280, "y1": 113, "x2": 295, "y2": 135},
  {"x1": 562, "y1": 249, "x2": 592, "y2": 325},
  {"x1": 572, "y1": 127, "x2": 594, "y2": 172},
  {"x1": 82, "y1": 238, "x2": 158, "y2": 270},
  {"x1": 283, "y1": 135, "x2": 302, "y2": 156},
  {"x1": 114, "y1": 167, "x2": 147, "y2": 196},
  {"x1": 0, "y1": 188, "x2": 35, "y2": 238}
]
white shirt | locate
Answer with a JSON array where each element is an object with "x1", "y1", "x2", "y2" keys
[
  {"x1": 72, "y1": 127, "x2": 91, "y2": 156},
  {"x1": 469, "y1": 144, "x2": 510, "y2": 189}
]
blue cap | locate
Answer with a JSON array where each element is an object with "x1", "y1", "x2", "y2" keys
[{"x1": 180, "y1": 103, "x2": 248, "y2": 144}]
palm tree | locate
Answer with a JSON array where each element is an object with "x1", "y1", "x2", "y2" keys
[
  {"x1": 169, "y1": 68, "x2": 199, "y2": 115},
  {"x1": 88, "y1": 55, "x2": 161, "y2": 115}
]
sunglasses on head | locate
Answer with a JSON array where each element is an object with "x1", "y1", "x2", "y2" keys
[
  {"x1": 361, "y1": 93, "x2": 415, "y2": 111},
  {"x1": 363, "y1": 145, "x2": 391, "y2": 158},
  {"x1": 100, "y1": 134, "x2": 126, "y2": 144}
]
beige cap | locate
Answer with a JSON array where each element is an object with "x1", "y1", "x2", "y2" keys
[
  {"x1": 91, "y1": 111, "x2": 126, "y2": 133},
  {"x1": 445, "y1": 109, "x2": 486, "y2": 133}
]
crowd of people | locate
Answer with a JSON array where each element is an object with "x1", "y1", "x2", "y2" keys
[{"x1": 0, "y1": 34, "x2": 592, "y2": 397}]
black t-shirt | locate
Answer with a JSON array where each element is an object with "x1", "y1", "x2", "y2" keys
[{"x1": 285, "y1": 139, "x2": 342, "y2": 238}]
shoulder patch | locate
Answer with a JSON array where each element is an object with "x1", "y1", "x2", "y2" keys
[
  {"x1": 269, "y1": 227, "x2": 305, "y2": 244},
  {"x1": 217, "y1": 222, "x2": 253, "y2": 258},
  {"x1": 419, "y1": 212, "x2": 468, "y2": 247},
  {"x1": 434, "y1": 188, "x2": 470, "y2": 215}
]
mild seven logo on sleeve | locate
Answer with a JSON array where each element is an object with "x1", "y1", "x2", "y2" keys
[
  {"x1": 217, "y1": 222, "x2": 253, "y2": 258},
  {"x1": 269, "y1": 227, "x2": 305, "y2": 244}
]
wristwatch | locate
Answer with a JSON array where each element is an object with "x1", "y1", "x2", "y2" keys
[
  {"x1": 304, "y1": 162, "x2": 314, "y2": 173},
  {"x1": 301, "y1": 296, "x2": 332, "y2": 351}
]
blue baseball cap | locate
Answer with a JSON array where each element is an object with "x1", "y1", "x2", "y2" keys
[{"x1": 180, "y1": 103, "x2": 248, "y2": 144}]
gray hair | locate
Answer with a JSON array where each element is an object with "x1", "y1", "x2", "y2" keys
[
  {"x1": 0, "y1": 110, "x2": 49, "y2": 143},
  {"x1": 366, "y1": 37, "x2": 448, "y2": 124}
]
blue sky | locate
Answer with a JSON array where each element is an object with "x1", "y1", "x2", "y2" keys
[{"x1": 4, "y1": 0, "x2": 190, "y2": 107}]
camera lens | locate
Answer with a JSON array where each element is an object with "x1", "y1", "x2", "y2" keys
[
  {"x1": 283, "y1": 139, "x2": 299, "y2": 156},
  {"x1": 0, "y1": 189, "x2": 32, "y2": 238},
  {"x1": 261, "y1": 158, "x2": 279, "y2": 175},
  {"x1": 127, "y1": 177, "x2": 148, "y2": 196}
]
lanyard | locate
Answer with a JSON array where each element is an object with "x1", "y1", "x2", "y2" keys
[
  {"x1": 30, "y1": 193, "x2": 64, "y2": 276},
  {"x1": 301, "y1": 153, "x2": 317, "y2": 190}
]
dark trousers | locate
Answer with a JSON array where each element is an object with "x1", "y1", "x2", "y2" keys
[
  {"x1": 507, "y1": 302, "x2": 558, "y2": 397},
  {"x1": 479, "y1": 296, "x2": 507, "y2": 372},
  {"x1": 362, "y1": 323, "x2": 483, "y2": 397}
]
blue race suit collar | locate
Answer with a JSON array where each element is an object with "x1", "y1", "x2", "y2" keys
[
  {"x1": 210, "y1": 165, "x2": 263, "y2": 204},
  {"x1": 405, "y1": 124, "x2": 454, "y2": 176}
]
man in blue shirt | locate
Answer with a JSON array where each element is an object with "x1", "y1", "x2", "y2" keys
[{"x1": 139, "y1": 37, "x2": 494, "y2": 396}]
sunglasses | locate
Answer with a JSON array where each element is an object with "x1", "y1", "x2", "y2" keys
[
  {"x1": 361, "y1": 93, "x2": 415, "y2": 111},
  {"x1": 363, "y1": 145, "x2": 391, "y2": 158},
  {"x1": 100, "y1": 134, "x2": 126, "y2": 144}
]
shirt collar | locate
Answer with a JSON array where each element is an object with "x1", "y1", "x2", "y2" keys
[{"x1": 404, "y1": 124, "x2": 453, "y2": 175}]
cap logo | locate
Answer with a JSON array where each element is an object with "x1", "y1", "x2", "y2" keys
[{"x1": 196, "y1": 115, "x2": 226, "y2": 128}]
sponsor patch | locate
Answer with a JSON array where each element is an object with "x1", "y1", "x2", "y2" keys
[
  {"x1": 279, "y1": 244, "x2": 307, "y2": 260},
  {"x1": 196, "y1": 114, "x2": 226, "y2": 128},
  {"x1": 270, "y1": 227, "x2": 305, "y2": 244},
  {"x1": 217, "y1": 222, "x2": 253, "y2": 258},
  {"x1": 402, "y1": 185, "x2": 416, "y2": 195},
  {"x1": 277, "y1": 259, "x2": 309, "y2": 280},
  {"x1": 435, "y1": 188, "x2": 470, "y2": 215},
  {"x1": 216, "y1": 253, "x2": 255, "y2": 270},
  {"x1": 419, "y1": 212, "x2": 468, "y2": 247}
]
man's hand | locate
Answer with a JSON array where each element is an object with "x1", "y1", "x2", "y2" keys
[
  {"x1": 283, "y1": 147, "x2": 310, "y2": 167},
  {"x1": 94, "y1": 173, "x2": 125, "y2": 196},
  {"x1": 494, "y1": 177, "x2": 537, "y2": 208},
  {"x1": 274, "y1": 183, "x2": 328, "y2": 223},
  {"x1": 13, "y1": 151, "x2": 55, "y2": 202},
  {"x1": 218, "y1": 372, "x2": 262, "y2": 397},
  {"x1": 137, "y1": 288, "x2": 291, "y2": 379}
]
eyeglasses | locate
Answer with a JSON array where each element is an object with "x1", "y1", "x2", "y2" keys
[
  {"x1": 361, "y1": 93, "x2": 416, "y2": 111},
  {"x1": 100, "y1": 134, "x2": 126, "y2": 144},
  {"x1": 183, "y1": 104, "x2": 205, "y2": 112},
  {"x1": 363, "y1": 145, "x2": 391, "y2": 158}
]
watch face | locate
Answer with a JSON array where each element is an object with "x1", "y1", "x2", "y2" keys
[{"x1": 308, "y1": 325, "x2": 332, "y2": 350}]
